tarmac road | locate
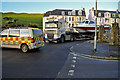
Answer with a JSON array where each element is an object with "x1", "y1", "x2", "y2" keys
[
  {"x1": 2, "y1": 40, "x2": 119, "y2": 79},
  {"x1": 2, "y1": 40, "x2": 83, "y2": 78}
]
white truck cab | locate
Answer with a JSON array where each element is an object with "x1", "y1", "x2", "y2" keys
[{"x1": 44, "y1": 19, "x2": 74, "y2": 43}]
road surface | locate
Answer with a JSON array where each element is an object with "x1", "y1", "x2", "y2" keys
[{"x1": 2, "y1": 40, "x2": 119, "y2": 79}]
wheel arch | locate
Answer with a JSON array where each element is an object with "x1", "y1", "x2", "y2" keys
[{"x1": 20, "y1": 43, "x2": 28, "y2": 49}]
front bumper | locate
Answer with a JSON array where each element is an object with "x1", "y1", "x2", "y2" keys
[
  {"x1": 45, "y1": 38, "x2": 60, "y2": 41},
  {"x1": 28, "y1": 42, "x2": 44, "y2": 50}
]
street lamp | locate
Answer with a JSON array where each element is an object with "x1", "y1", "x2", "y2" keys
[{"x1": 94, "y1": 0, "x2": 97, "y2": 52}]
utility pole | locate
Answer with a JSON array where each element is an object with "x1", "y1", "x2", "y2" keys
[{"x1": 94, "y1": 0, "x2": 97, "y2": 52}]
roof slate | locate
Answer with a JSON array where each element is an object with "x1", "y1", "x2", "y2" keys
[
  {"x1": 44, "y1": 9, "x2": 86, "y2": 17},
  {"x1": 94, "y1": 10, "x2": 120, "y2": 18}
]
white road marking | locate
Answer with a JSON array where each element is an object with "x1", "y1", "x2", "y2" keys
[
  {"x1": 68, "y1": 70, "x2": 74, "y2": 76},
  {"x1": 71, "y1": 64, "x2": 75, "y2": 68},
  {"x1": 73, "y1": 57, "x2": 77, "y2": 60},
  {"x1": 58, "y1": 72, "x2": 60, "y2": 75},
  {"x1": 72, "y1": 60, "x2": 76, "y2": 63}
]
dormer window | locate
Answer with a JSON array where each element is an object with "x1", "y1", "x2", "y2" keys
[
  {"x1": 105, "y1": 14, "x2": 107, "y2": 17},
  {"x1": 112, "y1": 13, "x2": 115, "y2": 17},
  {"x1": 61, "y1": 11, "x2": 65, "y2": 15},
  {"x1": 68, "y1": 11, "x2": 72, "y2": 15},
  {"x1": 78, "y1": 10, "x2": 82, "y2": 16},
  {"x1": 98, "y1": 13, "x2": 101, "y2": 17},
  {"x1": 72, "y1": 10, "x2": 76, "y2": 15}
]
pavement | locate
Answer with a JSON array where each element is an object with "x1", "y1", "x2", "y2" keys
[
  {"x1": 56, "y1": 40, "x2": 119, "y2": 78},
  {"x1": 70, "y1": 40, "x2": 120, "y2": 60}
]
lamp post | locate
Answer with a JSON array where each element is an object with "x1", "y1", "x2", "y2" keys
[{"x1": 94, "y1": 0, "x2": 97, "y2": 52}]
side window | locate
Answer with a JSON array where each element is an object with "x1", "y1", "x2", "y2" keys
[
  {"x1": 89, "y1": 21, "x2": 95, "y2": 24},
  {"x1": 85, "y1": 21, "x2": 89, "y2": 24},
  {"x1": 32, "y1": 29, "x2": 43, "y2": 37},
  {"x1": 20, "y1": 30, "x2": 29, "y2": 37},
  {"x1": 9, "y1": 30, "x2": 20, "y2": 37},
  {"x1": 0, "y1": 30, "x2": 9, "y2": 37}
]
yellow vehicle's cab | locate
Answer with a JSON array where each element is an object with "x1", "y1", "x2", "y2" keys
[{"x1": 0, "y1": 28, "x2": 44, "y2": 53}]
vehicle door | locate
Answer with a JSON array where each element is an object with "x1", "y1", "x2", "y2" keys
[
  {"x1": 8, "y1": 30, "x2": 20, "y2": 48},
  {"x1": 32, "y1": 29, "x2": 43, "y2": 46}
]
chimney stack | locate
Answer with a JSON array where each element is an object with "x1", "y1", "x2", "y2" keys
[
  {"x1": 116, "y1": 9, "x2": 119, "y2": 13},
  {"x1": 92, "y1": 7, "x2": 94, "y2": 11},
  {"x1": 89, "y1": 9, "x2": 91, "y2": 13},
  {"x1": 83, "y1": 8, "x2": 85, "y2": 11}
]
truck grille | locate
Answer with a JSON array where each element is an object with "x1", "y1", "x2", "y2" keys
[{"x1": 47, "y1": 34, "x2": 54, "y2": 39}]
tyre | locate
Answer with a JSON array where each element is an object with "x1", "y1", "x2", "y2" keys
[
  {"x1": 61, "y1": 35, "x2": 65, "y2": 43},
  {"x1": 54, "y1": 41, "x2": 58, "y2": 44},
  {"x1": 21, "y1": 44, "x2": 29, "y2": 53},
  {"x1": 45, "y1": 40, "x2": 49, "y2": 43}
]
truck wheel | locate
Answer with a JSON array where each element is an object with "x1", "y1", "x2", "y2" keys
[
  {"x1": 21, "y1": 44, "x2": 29, "y2": 53},
  {"x1": 45, "y1": 40, "x2": 49, "y2": 43},
  {"x1": 54, "y1": 41, "x2": 58, "y2": 44},
  {"x1": 61, "y1": 36, "x2": 65, "y2": 43}
]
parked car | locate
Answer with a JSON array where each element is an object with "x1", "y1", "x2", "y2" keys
[{"x1": 0, "y1": 28, "x2": 44, "y2": 53}]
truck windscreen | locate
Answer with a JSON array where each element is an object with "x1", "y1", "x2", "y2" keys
[{"x1": 45, "y1": 22, "x2": 58, "y2": 28}]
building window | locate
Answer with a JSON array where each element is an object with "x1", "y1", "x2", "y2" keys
[
  {"x1": 69, "y1": 17, "x2": 71, "y2": 21},
  {"x1": 72, "y1": 17, "x2": 74, "y2": 21},
  {"x1": 72, "y1": 24, "x2": 74, "y2": 27},
  {"x1": 112, "y1": 13, "x2": 115, "y2": 17},
  {"x1": 72, "y1": 10, "x2": 76, "y2": 15},
  {"x1": 69, "y1": 24, "x2": 71, "y2": 27},
  {"x1": 105, "y1": 14, "x2": 107, "y2": 17},
  {"x1": 65, "y1": 17, "x2": 67, "y2": 21},
  {"x1": 61, "y1": 11, "x2": 65, "y2": 15},
  {"x1": 68, "y1": 12, "x2": 72, "y2": 15},
  {"x1": 105, "y1": 18, "x2": 109, "y2": 23},
  {"x1": 113, "y1": 19, "x2": 115, "y2": 22},
  {"x1": 77, "y1": 17, "x2": 79, "y2": 21},
  {"x1": 78, "y1": 11, "x2": 82, "y2": 16},
  {"x1": 98, "y1": 13, "x2": 101, "y2": 17},
  {"x1": 100, "y1": 18, "x2": 101, "y2": 22},
  {"x1": 79, "y1": 17, "x2": 81, "y2": 21}
]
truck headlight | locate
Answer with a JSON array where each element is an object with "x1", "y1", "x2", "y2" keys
[{"x1": 54, "y1": 34, "x2": 58, "y2": 38}]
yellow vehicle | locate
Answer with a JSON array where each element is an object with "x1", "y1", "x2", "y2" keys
[{"x1": 0, "y1": 28, "x2": 44, "y2": 53}]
